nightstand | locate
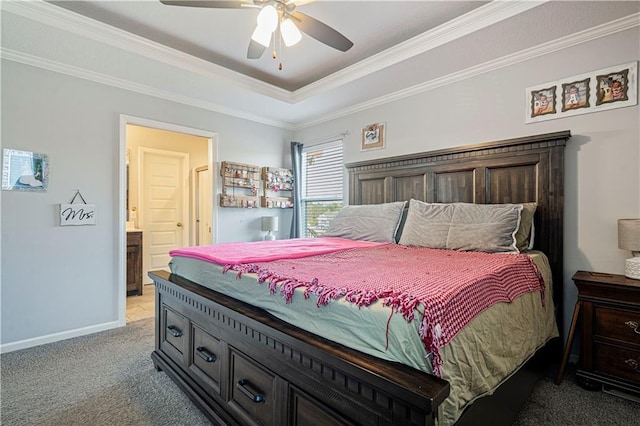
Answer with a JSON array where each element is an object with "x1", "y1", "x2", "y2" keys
[{"x1": 557, "y1": 271, "x2": 640, "y2": 394}]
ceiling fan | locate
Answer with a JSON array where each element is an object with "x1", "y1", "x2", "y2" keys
[{"x1": 159, "y1": 0, "x2": 353, "y2": 64}]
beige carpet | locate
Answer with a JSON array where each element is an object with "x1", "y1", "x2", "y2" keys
[
  {"x1": 1, "y1": 318, "x2": 209, "y2": 426},
  {"x1": 2, "y1": 318, "x2": 639, "y2": 425}
]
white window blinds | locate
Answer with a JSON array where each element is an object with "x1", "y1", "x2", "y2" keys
[{"x1": 301, "y1": 140, "x2": 344, "y2": 237}]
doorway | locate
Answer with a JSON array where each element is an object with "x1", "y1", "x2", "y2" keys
[
  {"x1": 195, "y1": 166, "x2": 213, "y2": 245},
  {"x1": 119, "y1": 115, "x2": 218, "y2": 325},
  {"x1": 139, "y1": 148, "x2": 189, "y2": 282}
]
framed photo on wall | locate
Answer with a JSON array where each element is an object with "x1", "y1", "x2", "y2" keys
[
  {"x1": 2, "y1": 149, "x2": 49, "y2": 192},
  {"x1": 596, "y1": 68, "x2": 629, "y2": 105},
  {"x1": 528, "y1": 86, "x2": 557, "y2": 119},
  {"x1": 526, "y1": 61, "x2": 637, "y2": 123},
  {"x1": 561, "y1": 78, "x2": 590, "y2": 112},
  {"x1": 361, "y1": 122, "x2": 385, "y2": 151}
]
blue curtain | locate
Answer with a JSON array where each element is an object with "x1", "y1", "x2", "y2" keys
[{"x1": 289, "y1": 141, "x2": 303, "y2": 238}]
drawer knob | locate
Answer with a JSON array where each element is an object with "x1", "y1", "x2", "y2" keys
[
  {"x1": 625, "y1": 320, "x2": 640, "y2": 335},
  {"x1": 167, "y1": 325, "x2": 183, "y2": 338},
  {"x1": 625, "y1": 359, "x2": 640, "y2": 374},
  {"x1": 195, "y1": 346, "x2": 216, "y2": 363},
  {"x1": 236, "y1": 379, "x2": 265, "y2": 403}
]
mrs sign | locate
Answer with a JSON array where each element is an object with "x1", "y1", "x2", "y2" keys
[
  {"x1": 60, "y1": 190, "x2": 97, "y2": 226},
  {"x1": 59, "y1": 203, "x2": 97, "y2": 226}
]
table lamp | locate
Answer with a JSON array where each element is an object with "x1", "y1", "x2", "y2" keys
[
  {"x1": 618, "y1": 218, "x2": 640, "y2": 279},
  {"x1": 262, "y1": 216, "x2": 278, "y2": 240}
]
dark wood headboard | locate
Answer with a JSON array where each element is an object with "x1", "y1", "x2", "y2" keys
[{"x1": 346, "y1": 130, "x2": 570, "y2": 334}]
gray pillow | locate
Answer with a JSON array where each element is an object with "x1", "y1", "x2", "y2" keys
[
  {"x1": 398, "y1": 201, "x2": 454, "y2": 249},
  {"x1": 324, "y1": 201, "x2": 406, "y2": 243},
  {"x1": 394, "y1": 207, "x2": 409, "y2": 243},
  {"x1": 516, "y1": 202, "x2": 537, "y2": 252},
  {"x1": 399, "y1": 200, "x2": 522, "y2": 253},
  {"x1": 446, "y1": 203, "x2": 522, "y2": 253}
]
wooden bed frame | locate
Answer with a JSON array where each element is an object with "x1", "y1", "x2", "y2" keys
[{"x1": 149, "y1": 130, "x2": 570, "y2": 425}]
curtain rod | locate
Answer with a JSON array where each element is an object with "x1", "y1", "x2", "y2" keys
[{"x1": 300, "y1": 130, "x2": 350, "y2": 146}]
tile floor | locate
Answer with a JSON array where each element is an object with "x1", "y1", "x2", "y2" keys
[{"x1": 126, "y1": 284, "x2": 155, "y2": 322}]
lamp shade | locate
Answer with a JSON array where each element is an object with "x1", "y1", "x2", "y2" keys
[
  {"x1": 262, "y1": 216, "x2": 279, "y2": 233},
  {"x1": 256, "y1": 5, "x2": 278, "y2": 32},
  {"x1": 281, "y1": 18, "x2": 302, "y2": 47},
  {"x1": 618, "y1": 219, "x2": 640, "y2": 251},
  {"x1": 251, "y1": 24, "x2": 272, "y2": 47}
]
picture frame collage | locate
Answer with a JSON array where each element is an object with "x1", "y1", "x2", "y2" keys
[{"x1": 525, "y1": 61, "x2": 637, "y2": 123}]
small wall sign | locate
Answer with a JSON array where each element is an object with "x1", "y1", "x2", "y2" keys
[{"x1": 59, "y1": 190, "x2": 97, "y2": 226}]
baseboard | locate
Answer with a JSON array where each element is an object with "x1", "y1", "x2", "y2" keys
[
  {"x1": 603, "y1": 385, "x2": 640, "y2": 403},
  {"x1": 0, "y1": 319, "x2": 125, "y2": 354}
]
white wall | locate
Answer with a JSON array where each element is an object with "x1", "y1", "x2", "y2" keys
[
  {"x1": 1, "y1": 4, "x2": 637, "y2": 354},
  {"x1": 293, "y1": 28, "x2": 640, "y2": 341},
  {"x1": 0, "y1": 60, "x2": 293, "y2": 348}
]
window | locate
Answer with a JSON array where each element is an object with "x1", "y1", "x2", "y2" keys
[{"x1": 301, "y1": 140, "x2": 344, "y2": 237}]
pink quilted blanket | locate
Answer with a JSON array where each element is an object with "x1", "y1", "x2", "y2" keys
[
  {"x1": 169, "y1": 237, "x2": 385, "y2": 265},
  {"x1": 225, "y1": 245, "x2": 545, "y2": 377}
]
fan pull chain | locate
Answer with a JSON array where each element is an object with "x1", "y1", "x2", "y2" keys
[
  {"x1": 272, "y1": 30, "x2": 277, "y2": 59},
  {"x1": 278, "y1": 26, "x2": 283, "y2": 70}
]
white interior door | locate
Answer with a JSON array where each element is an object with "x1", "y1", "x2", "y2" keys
[
  {"x1": 196, "y1": 166, "x2": 213, "y2": 245},
  {"x1": 141, "y1": 149, "x2": 189, "y2": 283}
]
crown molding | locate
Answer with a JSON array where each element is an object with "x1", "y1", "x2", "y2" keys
[
  {"x1": 291, "y1": 0, "x2": 547, "y2": 102},
  {"x1": 0, "y1": 47, "x2": 294, "y2": 129},
  {"x1": 2, "y1": 0, "x2": 546, "y2": 104},
  {"x1": 2, "y1": 1, "x2": 637, "y2": 130},
  {"x1": 1, "y1": 0, "x2": 293, "y2": 102},
  {"x1": 295, "y1": 12, "x2": 640, "y2": 129}
]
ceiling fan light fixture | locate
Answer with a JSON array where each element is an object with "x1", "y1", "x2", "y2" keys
[
  {"x1": 251, "y1": 24, "x2": 272, "y2": 47},
  {"x1": 256, "y1": 5, "x2": 278, "y2": 33},
  {"x1": 280, "y1": 18, "x2": 302, "y2": 47}
]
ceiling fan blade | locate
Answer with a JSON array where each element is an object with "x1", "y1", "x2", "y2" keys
[
  {"x1": 247, "y1": 39, "x2": 268, "y2": 59},
  {"x1": 159, "y1": 0, "x2": 257, "y2": 8},
  {"x1": 291, "y1": 11, "x2": 353, "y2": 52}
]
